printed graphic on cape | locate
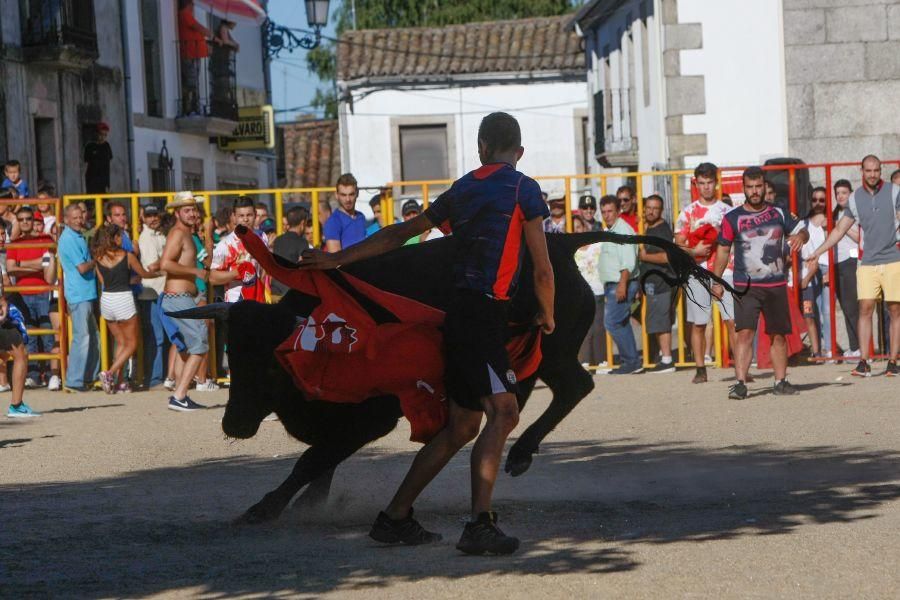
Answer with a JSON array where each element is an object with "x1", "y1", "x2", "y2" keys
[{"x1": 290, "y1": 313, "x2": 359, "y2": 353}]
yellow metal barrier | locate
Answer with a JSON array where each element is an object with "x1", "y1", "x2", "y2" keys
[
  {"x1": 386, "y1": 169, "x2": 730, "y2": 371},
  {"x1": 2, "y1": 197, "x2": 67, "y2": 383}
]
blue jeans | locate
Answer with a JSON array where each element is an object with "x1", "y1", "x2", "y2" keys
[
  {"x1": 138, "y1": 298, "x2": 165, "y2": 386},
  {"x1": 604, "y1": 280, "x2": 640, "y2": 369},
  {"x1": 813, "y1": 279, "x2": 832, "y2": 353},
  {"x1": 66, "y1": 300, "x2": 99, "y2": 388},
  {"x1": 18, "y1": 294, "x2": 53, "y2": 381}
]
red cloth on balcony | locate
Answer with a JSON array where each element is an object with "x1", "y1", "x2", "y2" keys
[
  {"x1": 178, "y1": 6, "x2": 209, "y2": 59},
  {"x1": 238, "y1": 229, "x2": 543, "y2": 443}
]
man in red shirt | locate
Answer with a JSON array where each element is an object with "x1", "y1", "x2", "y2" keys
[
  {"x1": 6, "y1": 206, "x2": 55, "y2": 387},
  {"x1": 616, "y1": 185, "x2": 640, "y2": 231},
  {"x1": 178, "y1": 0, "x2": 211, "y2": 116}
]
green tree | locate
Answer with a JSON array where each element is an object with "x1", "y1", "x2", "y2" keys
[{"x1": 306, "y1": 0, "x2": 580, "y2": 118}]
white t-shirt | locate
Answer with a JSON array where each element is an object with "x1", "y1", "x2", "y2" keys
[
  {"x1": 801, "y1": 217, "x2": 829, "y2": 280},
  {"x1": 674, "y1": 200, "x2": 731, "y2": 269}
]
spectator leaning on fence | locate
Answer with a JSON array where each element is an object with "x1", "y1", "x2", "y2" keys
[
  {"x1": 58, "y1": 204, "x2": 100, "y2": 392},
  {"x1": 616, "y1": 186, "x2": 639, "y2": 232},
  {"x1": 543, "y1": 192, "x2": 567, "y2": 233},
  {"x1": 579, "y1": 194, "x2": 601, "y2": 231},
  {"x1": 713, "y1": 167, "x2": 809, "y2": 400},
  {"x1": 800, "y1": 190, "x2": 832, "y2": 360},
  {"x1": 324, "y1": 173, "x2": 367, "y2": 252},
  {"x1": 806, "y1": 155, "x2": 900, "y2": 378},
  {"x1": 5, "y1": 206, "x2": 55, "y2": 388},
  {"x1": 639, "y1": 194, "x2": 676, "y2": 373},
  {"x1": 2, "y1": 291, "x2": 36, "y2": 418},
  {"x1": 674, "y1": 162, "x2": 733, "y2": 384},
  {"x1": 572, "y1": 214, "x2": 606, "y2": 367},
  {"x1": 137, "y1": 204, "x2": 167, "y2": 389},
  {"x1": 270, "y1": 206, "x2": 310, "y2": 302},
  {"x1": 831, "y1": 179, "x2": 861, "y2": 357},
  {"x1": 597, "y1": 194, "x2": 642, "y2": 375}
]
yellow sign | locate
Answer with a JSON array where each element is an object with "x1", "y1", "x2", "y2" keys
[{"x1": 217, "y1": 105, "x2": 275, "y2": 151}]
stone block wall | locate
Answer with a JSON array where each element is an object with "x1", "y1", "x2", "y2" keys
[{"x1": 784, "y1": 0, "x2": 900, "y2": 165}]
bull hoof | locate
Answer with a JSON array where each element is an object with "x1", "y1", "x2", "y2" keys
[
  {"x1": 504, "y1": 449, "x2": 534, "y2": 477},
  {"x1": 233, "y1": 495, "x2": 287, "y2": 525}
]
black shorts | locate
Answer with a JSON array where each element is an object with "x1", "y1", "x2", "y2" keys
[
  {"x1": 443, "y1": 290, "x2": 516, "y2": 411},
  {"x1": 734, "y1": 285, "x2": 792, "y2": 335},
  {"x1": 0, "y1": 325, "x2": 24, "y2": 352}
]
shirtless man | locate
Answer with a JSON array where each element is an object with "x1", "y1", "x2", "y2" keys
[{"x1": 159, "y1": 192, "x2": 230, "y2": 411}]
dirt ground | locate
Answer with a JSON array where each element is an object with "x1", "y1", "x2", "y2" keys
[{"x1": 2, "y1": 361, "x2": 899, "y2": 599}]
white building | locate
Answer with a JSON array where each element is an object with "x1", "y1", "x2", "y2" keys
[
  {"x1": 123, "y1": 0, "x2": 273, "y2": 195},
  {"x1": 336, "y1": 16, "x2": 589, "y2": 206},
  {"x1": 572, "y1": 0, "x2": 790, "y2": 174}
]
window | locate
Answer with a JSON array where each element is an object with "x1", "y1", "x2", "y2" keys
[
  {"x1": 33, "y1": 117, "x2": 57, "y2": 189},
  {"x1": 399, "y1": 125, "x2": 449, "y2": 184},
  {"x1": 593, "y1": 90, "x2": 605, "y2": 156},
  {"x1": 181, "y1": 157, "x2": 203, "y2": 191},
  {"x1": 148, "y1": 153, "x2": 173, "y2": 192},
  {"x1": 140, "y1": 0, "x2": 163, "y2": 117}
]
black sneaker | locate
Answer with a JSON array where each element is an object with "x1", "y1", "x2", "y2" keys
[
  {"x1": 851, "y1": 360, "x2": 871, "y2": 378},
  {"x1": 884, "y1": 361, "x2": 898, "y2": 377},
  {"x1": 456, "y1": 511, "x2": 519, "y2": 556},
  {"x1": 648, "y1": 361, "x2": 676, "y2": 374},
  {"x1": 773, "y1": 379, "x2": 798, "y2": 395},
  {"x1": 369, "y1": 509, "x2": 442, "y2": 545},
  {"x1": 167, "y1": 395, "x2": 207, "y2": 412},
  {"x1": 692, "y1": 367, "x2": 707, "y2": 384},
  {"x1": 728, "y1": 381, "x2": 748, "y2": 400}
]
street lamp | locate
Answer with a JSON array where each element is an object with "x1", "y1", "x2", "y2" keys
[{"x1": 266, "y1": 0, "x2": 331, "y2": 57}]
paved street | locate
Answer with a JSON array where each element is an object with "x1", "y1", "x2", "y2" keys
[{"x1": 2, "y1": 362, "x2": 899, "y2": 598}]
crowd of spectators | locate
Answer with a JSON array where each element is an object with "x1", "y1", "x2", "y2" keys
[
  {"x1": 3, "y1": 154, "x2": 899, "y2": 417},
  {"x1": 562, "y1": 156, "x2": 899, "y2": 400}
]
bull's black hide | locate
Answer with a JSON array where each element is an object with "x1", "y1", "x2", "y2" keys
[{"x1": 210, "y1": 232, "x2": 712, "y2": 524}]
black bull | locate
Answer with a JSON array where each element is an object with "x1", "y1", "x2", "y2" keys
[{"x1": 170, "y1": 231, "x2": 730, "y2": 524}]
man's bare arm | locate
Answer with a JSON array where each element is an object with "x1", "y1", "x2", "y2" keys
[
  {"x1": 712, "y1": 244, "x2": 731, "y2": 279},
  {"x1": 523, "y1": 217, "x2": 555, "y2": 334},
  {"x1": 325, "y1": 240, "x2": 342, "y2": 253},
  {"x1": 301, "y1": 215, "x2": 433, "y2": 270},
  {"x1": 812, "y1": 215, "x2": 854, "y2": 260}
]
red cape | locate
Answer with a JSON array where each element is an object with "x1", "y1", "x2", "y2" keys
[{"x1": 238, "y1": 230, "x2": 541, "y2": 443}]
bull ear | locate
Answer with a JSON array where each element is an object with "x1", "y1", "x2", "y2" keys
[{"x1": 165, "y1": 302, "x2": 231, "y2": 321}]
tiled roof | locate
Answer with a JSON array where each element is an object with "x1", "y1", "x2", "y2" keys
[
  {"x1": 280, "y1": 118, "x2": 341, "y2": 189},
  {"x1": 337, "y1": 15, "x2": 584, "y2": 82}
]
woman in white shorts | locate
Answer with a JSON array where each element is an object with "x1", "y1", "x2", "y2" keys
[{"x1": 92, "y1": 224, "x2": 161, "y2": 393}]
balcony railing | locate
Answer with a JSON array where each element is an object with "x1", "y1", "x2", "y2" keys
[
  {"x1": 176, "y1": 41, "x2": 238, "y2": 122},
  {"x1": 594, "y1": 87, "x2": 638, "y2": 166},
  {"x1": 22, "y1": 0, "x2": 98, "y2": 62}
]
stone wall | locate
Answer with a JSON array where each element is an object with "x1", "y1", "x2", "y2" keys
[{"x1": 784, "y1": 0, "x2": 900, "y2": 165}]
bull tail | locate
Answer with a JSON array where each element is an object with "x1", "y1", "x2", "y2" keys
[{"x1": 556, "y1": 231, "x2": 749, "y2": 299}]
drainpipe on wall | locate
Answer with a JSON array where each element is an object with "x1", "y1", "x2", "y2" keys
[
  {"x1": 119, "y1": 0, "x2": 137, "y2": 191},
  {"x1": 261, "y1": 1, "x2": 276, "y2": 188}
]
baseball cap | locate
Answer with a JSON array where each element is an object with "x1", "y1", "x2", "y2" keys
[
  {"x1": 578, "y1": 194, "x2": 597, "y2": 209},
  {"x1": 260, "y1": 217, "x2": 277, "y2": 233},
  {"x1": 32, "y1": 210, "x2": 44, "y2": 222},
  {"x1": 97, "y1": 122, "x2": 110, "y2": 132},
  {"x1": 401, "y1": 199, "x2": 421, "y2": 216},
  {"x1": 143, "y1": 204, "x2": 160, "y2": 216}
]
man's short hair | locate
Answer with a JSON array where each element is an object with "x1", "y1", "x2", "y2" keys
[
  {"x1": 4, "y1": 160, "x2": 20, "y2": 169},
  {"x1": 255, "y1": 202, "x2": 268, "y2": 211},
  {"x1": 889, "y1": 169, "x2": 900, "y2": 182},
  {"x1": 15, "y1": 205, "x2": 33, "y2": 217},
  {"x1": 644, "y1": 194, "x2": 664, "y2": 207},
  {"x1": 233, "y1": 195, "x2": 255, "y2": 211},
  {"x1": 335, "y1": 173, "x2": 358, "y2": 191},
  {"x1": 65, "y1": 203, "x2": 82, "y2": 217},
  {"x1": 615, "y1": 185, "x2": 634, "y2": 198},
  {"x1": 834, "y1": 178, "x2": 852, "y2": 192},
  {"x1": 286, "y1": 206, "x2": 310, "y2": 228},
  {"x1": 599, "y1": 194, "x2": 620, "y2": 210},
  {"x1": 215, "y1": 205, "x2": 233, "y2": 225},
  {"x1": 861, "y1": 154, "x2": 880, "y2": 168},
  {"x1": 812, "y1": 186, "x2": 827, "y2": 195},
  {"x1": 694, "y1": 162, "x2": 718, "y2": 180},
  {"x1": 368, "y1": 193, "x2": 383, "y2": 209},
  {"x1": 477, "y1": 112, "x2": 522, "y2": 157},
  {"x1": 742, "y1": 166, "x2": 765, "y2": 182},
  {"x1": 105, "y1": 200, "x2": 126, "y2": 216}
]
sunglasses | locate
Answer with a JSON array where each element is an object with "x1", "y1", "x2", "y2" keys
[{"x1": 17, "y1": 217, "x2": 33, "y2": 222}]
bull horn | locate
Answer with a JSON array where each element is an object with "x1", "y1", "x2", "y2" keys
[{"x1": 165, "y1": 302, "x2": 231, "y2": 321}]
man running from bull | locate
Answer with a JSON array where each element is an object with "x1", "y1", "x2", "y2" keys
[{"x1": 300, "y1": 112, "x2": 555, "y2": 555}]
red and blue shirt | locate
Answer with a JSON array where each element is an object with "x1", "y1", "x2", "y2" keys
[
  {"x1": 718, "y1": 204, "x2": 803, "y2": 287},
  {"x1": 424, "y1": 163, "x2": 548, "y2": 300}
]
